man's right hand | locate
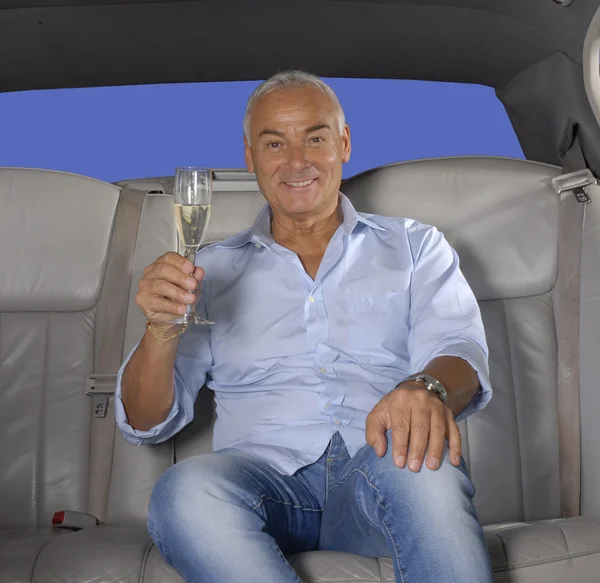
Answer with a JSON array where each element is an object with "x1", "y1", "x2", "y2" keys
[{"x1": 136, "y1": 252, "x2": 205, "y2": 332}]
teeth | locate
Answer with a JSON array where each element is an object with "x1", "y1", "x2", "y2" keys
[{"x1": 287, "y1": 179, "x2": 314, "y2": 187}]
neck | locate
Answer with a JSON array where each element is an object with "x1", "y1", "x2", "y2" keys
[{"x1": 271, "y1": 202, "x2": 343, "y2": 250}]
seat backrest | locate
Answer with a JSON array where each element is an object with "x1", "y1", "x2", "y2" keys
[
  {"x1": 111, "y1": 157, "x2": 600, "y2": 526},
  {"x1": 344, "y1": 156, "x2": 600, "y2": 523},
  {"x1": 0, "y1": 168, "x2": 123, "y2": 529},
  {"x1": 106, "y1": 172, "x2": 267, "y2": 525}
]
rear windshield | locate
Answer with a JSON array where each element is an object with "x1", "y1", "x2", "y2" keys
[{"x1": 0, "y1": 79, "x2": 523, "y2": 183}]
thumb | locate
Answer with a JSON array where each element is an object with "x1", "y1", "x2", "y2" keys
[{"x1": 366, "y1": 408, "x2": 390, "y2": 457}]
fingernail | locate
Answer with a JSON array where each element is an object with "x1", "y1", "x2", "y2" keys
[
  {"x1": 409, "y1": 459, "x2": 421, "y2": 472},
  {"x1": 186, "y1": 278, "x2": 196, "y2": 288},
  {"x1": 427, "y1": 457, "x2": 440, "y2": 470},
  {"x1": 178, "y1": 304, "x2": 187, "y2": 314},
  {"x1": 185, "y1": 293, "x2": 196, "y2": 303},
  {"x1": 395, "y1": 455, "x2": 406, "y2": 467}
]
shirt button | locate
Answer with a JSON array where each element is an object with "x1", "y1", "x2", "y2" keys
[
  {"x1": 308, "y1": 296, "x2": 315, "y2": 303},
  {"x1": 254, "y1": 242, "x2": 261, "y2": 248},
  {"x1": 319, "y1": 366, "x2": 327, "y2": 374},
  {"x1": 333, "y1": 418, "x2": 341, "y2": 425}
]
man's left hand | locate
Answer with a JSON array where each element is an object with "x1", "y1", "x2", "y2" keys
[{"x1": 365, "y1": 382, "x2": 461, "y2": 472}]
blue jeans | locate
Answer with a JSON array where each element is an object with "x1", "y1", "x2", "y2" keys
[{"x1": 147, "y1": 431, "x2": 493, "y2": 582}]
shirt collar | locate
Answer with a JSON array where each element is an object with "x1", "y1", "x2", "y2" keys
[{"x1": 217, "y1": 192, "x2": 385, "y2": 249}]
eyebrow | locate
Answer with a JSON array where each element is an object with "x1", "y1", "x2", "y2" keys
[{"x1": 257, "y1": 123, "x2": 332, "y2": 139}]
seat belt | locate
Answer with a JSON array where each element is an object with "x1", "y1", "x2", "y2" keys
[
  {"x1": 86, "y1": 187, "x2": 145, "y2": 523},
  {"x1": 552, "y1": 132, "x2": 594, "y2": 518}
]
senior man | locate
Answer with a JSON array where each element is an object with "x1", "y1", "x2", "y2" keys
[{"x1": 116, "y1": 70, "x2": 494, "y2": 583}]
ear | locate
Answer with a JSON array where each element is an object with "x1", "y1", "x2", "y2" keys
[
  {"x1": 341, "y1": 124, "x2": 351, "y2": 164},
  {"x1": 244, "y1": 135, "x2": 255, "y2": 173}
]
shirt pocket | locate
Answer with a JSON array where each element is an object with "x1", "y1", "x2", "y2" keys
[{"x1": 340, "y1": 289, "x2": 410, "y2": 364}]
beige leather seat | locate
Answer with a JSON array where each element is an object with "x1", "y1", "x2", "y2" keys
[{"x1": 3, "y1": 157, "x2": 600, "y2": 582}]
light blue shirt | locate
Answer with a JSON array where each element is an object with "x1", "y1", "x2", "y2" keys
[{"x1": 115, "y1": 193, "x2": 492, "y2": 475}]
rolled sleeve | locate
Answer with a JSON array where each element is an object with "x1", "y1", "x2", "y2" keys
[
  {"x1": 114, "y1": 322, "x2": 212, "y2": 445},
  {"x1": 420, "y1": 339, "x2": 492, "y2": 422},
  {"x1": 407, "y1": 224, "x2": 492, "y2": 420}
]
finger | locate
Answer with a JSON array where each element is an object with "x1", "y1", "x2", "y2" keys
[
  {"x1": 365, "y1": 407, "x2": 390, "y2": 457},
  {"x1": 146, "y1": 295, "x2": 189, "y2": 318},
  {"x1": 407, "y1": 408, "x2": 430, "y2": 472},
  {"x1": 148, "y1": 279, "x2": 197, "y2": 306},
  {"x1": 390, "y1": 407, "x2": 410, "y2": 468},
  {"x1": 447, "y1": 413, "x2": 462, "y2": 466},
  {"x1": 144, "y1": 262, "x2": 199, "y2": 291},
  {"x1": 193, "y1": 266, "x2": 205, "y2": 281},
  {"x1": 425, "y1": 408, "x2": 447, "y2": 471},
  {"x1": 159, "y1": 251, "x2": 196, "y2": 275}
]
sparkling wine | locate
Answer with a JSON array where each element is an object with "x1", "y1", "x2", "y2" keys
[{"x1": 174, "y1": 203, "x2": 211, "y2": 250}]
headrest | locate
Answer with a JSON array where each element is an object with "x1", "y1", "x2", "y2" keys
[
  {"x1": 0, "y1": 168, "x2": 121, "y2": 312},
  {"x1": 342, "y1": 156, "x2": 561, "y2": 301}
]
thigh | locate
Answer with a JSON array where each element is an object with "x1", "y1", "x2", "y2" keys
[
  {"x1": 148, "y1": 448, "x2": 323, "y2": 557},
  {"x1": 320, "y1": 431, "x2": 492, "y2": 582}
]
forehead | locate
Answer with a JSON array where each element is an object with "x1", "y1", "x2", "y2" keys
[{"x1": 250, "y1": 87, "x2": 338, "y2": 132}]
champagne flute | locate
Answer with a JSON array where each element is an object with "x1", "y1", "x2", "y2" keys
[{"x1": 171, "y1": 166, "x2": 214, "y2": 325}]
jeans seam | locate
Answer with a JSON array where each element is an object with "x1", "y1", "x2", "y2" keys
[
  {"x1": 382, "y1": 518, "x2": 407, "y2": 583},
  {"x1": 331, "y1": 466, "x2": 408, "y2": 582},
  {"x1": 330, "y1": 467, "x2": 385, "y2": 530},
  {"x1": 251, "y1": 495, "x2": 323, "y2": 513}
]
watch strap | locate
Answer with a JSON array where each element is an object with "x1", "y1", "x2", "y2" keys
[{"x1": 400, "y1": 374, "x2": 448, "y2": 403}]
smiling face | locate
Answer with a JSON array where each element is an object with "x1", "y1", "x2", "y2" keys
[{"x1": 244, "y1": 86, "x2": 351, "y2": 225}]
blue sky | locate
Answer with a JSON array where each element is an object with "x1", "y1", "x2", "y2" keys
[{"x1": 0, "y1": 78, "x2": 523, "y2": 183}]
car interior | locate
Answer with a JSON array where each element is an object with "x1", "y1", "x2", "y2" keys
[{"x1": 2, "y1": 1, "x2": 600, "y2": 582}]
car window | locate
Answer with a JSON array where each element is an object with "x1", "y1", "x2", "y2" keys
[{"x1": 0, "y1": 79, "x2": 523, "y2": 183}]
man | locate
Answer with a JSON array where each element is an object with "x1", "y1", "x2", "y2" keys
[{"x1": 116, "y1": 70, "x2": 494, "y2": 582}]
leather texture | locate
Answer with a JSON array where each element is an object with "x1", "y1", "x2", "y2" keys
[
  {"x1": 0, "y1": 168, "x2": 120, "y2": 312},
  {"x1": 3, "y1": 158, "x2": 600, "y2": 582},
  {"x1": 0, "y1": 529, "x2": 66, "y2": 583}
]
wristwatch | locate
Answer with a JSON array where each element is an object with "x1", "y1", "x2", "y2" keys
[{"x1": 400, "y1": 374, "x2": 448, "y2": 403}]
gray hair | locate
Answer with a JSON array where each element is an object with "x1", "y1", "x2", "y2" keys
[{"x1": 243, "y1": 70, "x2": 346, "y2": 145}]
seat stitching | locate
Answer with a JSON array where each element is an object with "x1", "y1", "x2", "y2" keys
[
  {"x1": 138, "y1": 540, "x2": 155, "y2": 583},
  {"x1": 502, "y1": 300, "x2": 525, "y2": 520},
  {"x1": 493, "y1": 545, "x2": 600, "y2": 572},
  {"x1": 36, "y1": 314, "x2": 51, "y2": 529},
  {"x1": 557, "y1": 522, "x2": 570, "y2": 555},
  {"x1": 252, "y1": 495, "x2": 323, "y2": 513},
  {"x1": 496, "y1": 532, "x2": 510, "y2": 567},
  {"x1": 28, "y1": 532, "x2": 55, "y2": 583}
]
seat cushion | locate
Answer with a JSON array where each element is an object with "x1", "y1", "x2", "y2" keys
[
  {"x1": 486, "y1": 516, "x2": 600, "y2": 580},
  {"x1": 0, "y1": 528, "x2": 67, "y2": 583},
  {"x1": 32, "y1": 525, "x2": 153, "y2": 583},
  {"x1": 28, "y1": 517, "x2": 600, "y2": 582}
]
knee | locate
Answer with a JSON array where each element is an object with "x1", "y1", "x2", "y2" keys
[
  {"x1": 360, "y1": 431, "x2": 475, "y2": 512},
  {"x1": 148, "y1": 452, "x2": 247, "y2": 536}
]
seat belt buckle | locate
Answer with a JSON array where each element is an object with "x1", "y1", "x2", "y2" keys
[
  {"x1": 52, "y1": 510, "x2": 99, "y2": 530},
  {"x1": 552, "y1": 169, "x2": 595, "y2": 204},
  {"x1": 86, "y1": 374, "x2": 117, "y2": 418}
]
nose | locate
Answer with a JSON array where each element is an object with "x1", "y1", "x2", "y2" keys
[{"x1": 284, "y1": 144, "x2": 310, "y2": 171}]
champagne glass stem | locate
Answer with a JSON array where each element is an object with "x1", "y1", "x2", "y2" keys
[{"x1": 183, "y1": 247, "x2": 197, "y2": 321}]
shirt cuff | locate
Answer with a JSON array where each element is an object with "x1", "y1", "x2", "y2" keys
[
  {"x1": 422, "y1": 339, "x2": 492, "y2": 422},
  {"x1": 113, "y1": 342, "x2": 181, "y2": 445}
]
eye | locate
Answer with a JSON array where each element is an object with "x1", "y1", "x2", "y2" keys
[
  {"x1": 267, "y1": 141, "x2": 281, "y2": 148},
  {"x1": 310, "y1": 136, "x2": 325, "y2": 143}
]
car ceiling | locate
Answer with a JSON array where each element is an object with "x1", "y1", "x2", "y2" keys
[
  {"x1": 0, "y1": 0, "x2": 597, "y2": 93},
  {"x1": 1, "y1": 0, "x2": 600, "y2": 174}
]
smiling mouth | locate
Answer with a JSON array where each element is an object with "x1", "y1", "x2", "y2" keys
[{"x1": 284, "y1": 179, "x2": 316, "y2": 188}]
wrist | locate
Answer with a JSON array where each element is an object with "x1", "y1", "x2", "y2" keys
[
  {"x1": 398, "y1": 374, "x2": 448, "y2": 403},
  {"x1": 146, "y1": 321, "x2": 187, "y2": 342}
]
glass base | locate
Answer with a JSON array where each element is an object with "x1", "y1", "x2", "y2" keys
[{"x1": 170, "y1": 313, "x2": 214, "y2": 325}]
